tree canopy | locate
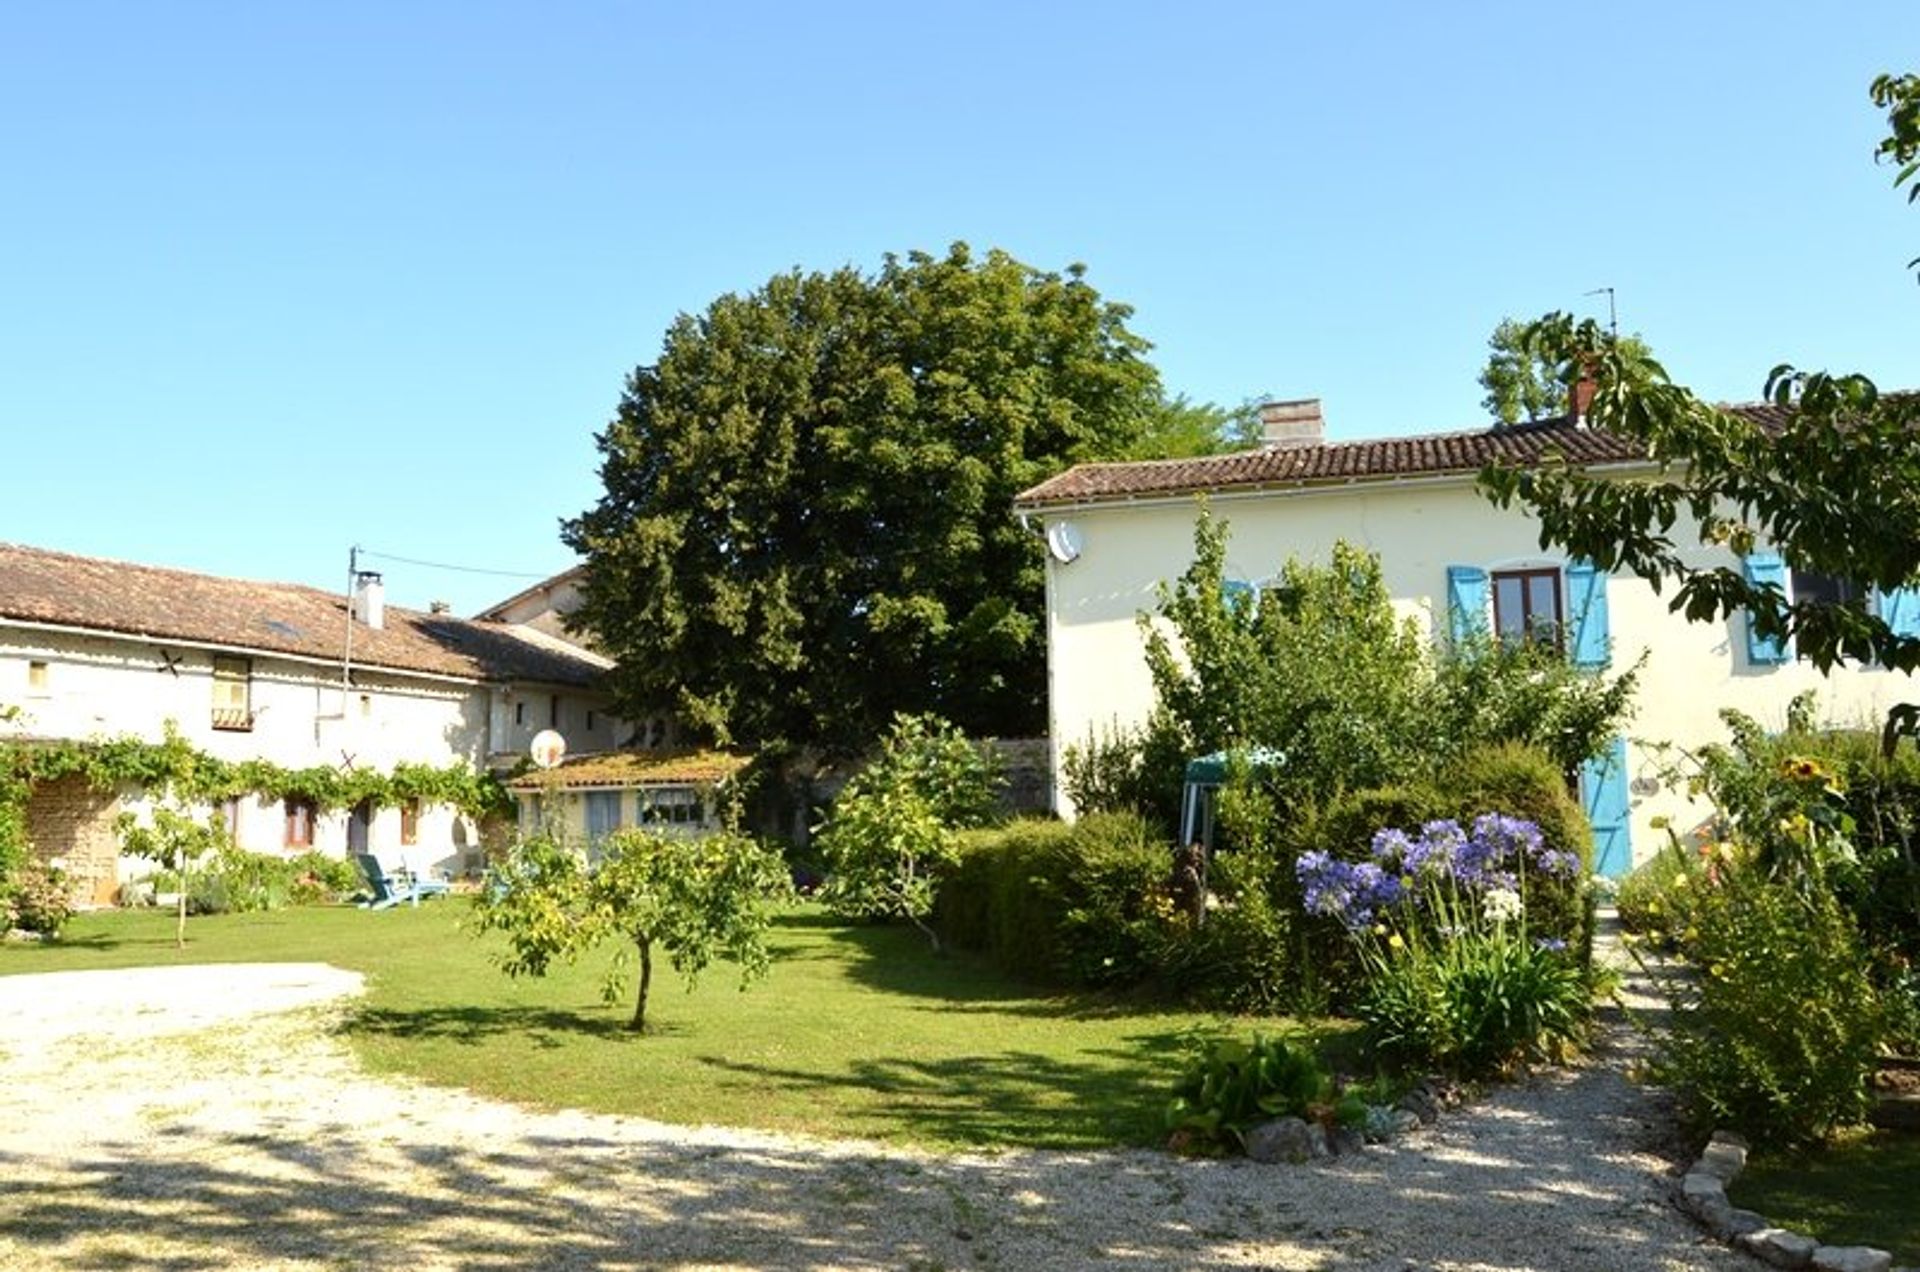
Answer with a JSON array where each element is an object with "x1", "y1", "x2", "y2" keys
[
  {"x1": 1479, "y1": 74, "x2": 1920, "y2": 678},
  {"x1": 565, "y1": 243, "x2": 1163, "y2": 759},
  {"x1": 1478, "y1": 316, "x2": 1652, "y2": 425}
]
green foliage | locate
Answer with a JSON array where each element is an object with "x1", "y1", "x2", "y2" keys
[
  {"x1": 1361, "y1": 930, "x2": 1588, "y2": 1079},
  {"x1": 1447, "y1": 743, "x2": 1596, "y2": 952},
  {"x1": 565, "y1": 242, "x2": 1164, "y2": 757},
  {"x1": 474, "y1": 826, "x2": 789, "y2": 1032},
  {"x1": 3, "y1": 858, "x2": 72, "y2": 936},
  {"x1": 1478, "y1": 315, "x2": 1655, "y2": 425},
  {"x1": 1165, "y1": 1033, "x2": 1332, "y2": 1155},
  {"x1": 1429, "y1": 635, "x2": 1643, "y2": 776},
  {"x1": 816, "y1": 714, "x2": 1001, "y2": 949},
  {"x1": 1657, "y1": 869, "x2": 1883, "y2": 1146},
  {"x1": 1143, "y1": 512, "x2": 1636, "y2": 826},
  {"x1": 1480, "y1": 73, "x2": 1920, "y2": 681},
  {"x1": 1615, "y1": 839, "x2": 1705, "y2": 944},
  {"x1": 1059, "y1": 720, "x2": 1153, "y2": 819},
  {"x1": 1125, "y1": 393, "x2": 1266, "y2": 459},
  {"x1": 937, "y1": 812, "x2": 1169, "y2": 987},
  {"x1": 116, "y1": 801, "x2": 228, "y2": 946},
  {"x1": 1152, "y1": 845, "x2": 1302, "y2": 1014},
  {"x1": 1142, "y1": 511, "x2": 1430, "y2": 812}
]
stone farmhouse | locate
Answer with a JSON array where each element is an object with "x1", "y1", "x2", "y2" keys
[
  {"x1": 0, "y1": 543, "x2": 631, "y2": 901},
  {"x1": 1014, "y1": 397, "x2": 1920, "y2": 875}
]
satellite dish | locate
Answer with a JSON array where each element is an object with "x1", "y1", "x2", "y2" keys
[
  {"x1": 530, "y1": 729, "x2": 567, "y2": 770},
  {"x1": 1045, "y1": 520, "x2": 1084, "y2": 564}
]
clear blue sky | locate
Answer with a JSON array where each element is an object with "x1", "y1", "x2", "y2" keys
[{"x1": 4, "y1": 2, "x2": 1915, "y2": 615}]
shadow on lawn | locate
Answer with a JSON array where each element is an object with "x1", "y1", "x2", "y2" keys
[{"x1": 344, "y1": 1003, "x2": 681, "y2": 1047}]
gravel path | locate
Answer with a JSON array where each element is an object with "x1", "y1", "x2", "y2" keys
[{"x1": 0, "y1": 932, "x2": 1755, "y2": 1270}]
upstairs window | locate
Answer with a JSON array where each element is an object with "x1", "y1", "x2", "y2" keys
[
  {"x1": 212, "y1": 656, "x2": 252, "y2": 731},
  {"x1": 1491, "y1": 568, "x2": 1564, "y2": 649},
  {"x1": 26, "y1": 660, "x2": 48, "y2": 693}
]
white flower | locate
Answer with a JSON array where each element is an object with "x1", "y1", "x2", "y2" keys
[{"x1": 1483, "y1": 888, "x2": 1523, "y2": 924}]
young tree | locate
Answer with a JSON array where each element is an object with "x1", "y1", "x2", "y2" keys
[
  {"x1": 1478, "y1": 316, "x2": 1653, "y2": 425},
  {"x1": 816, "y1": 713, "x2": 1002, "y2": 951},
  {"x1": 1479, "y1": 75, "x2": 1920, "y2": 690},
  {"x1": 1126, "y1": 393, "x2": 1267, "y2": 458},
  {"x1": 565, "y1": 243, "x2": 1163, "y2": 762},
  {"x1": 116, "y1": 801, "x2": 226, "y2": 948},
  {"x1": 475, "y1": 827, "x2": 789, "y2": 1033}
]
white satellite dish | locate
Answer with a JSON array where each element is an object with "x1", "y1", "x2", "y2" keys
[
  {"x1": 530, "y1": 729, "x2": 567, "y2": 770},
  {"x1": 1045, "y1": 520, "x2": 1084, "y2": 564}
]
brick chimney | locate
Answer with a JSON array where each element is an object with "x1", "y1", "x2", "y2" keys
[
  {"x1": 1259, "y1": 398, "x2": 1324, "y2": 449},
  {"x1": 1569, "y1": 369, "x2": 1598, "y2": 426}
]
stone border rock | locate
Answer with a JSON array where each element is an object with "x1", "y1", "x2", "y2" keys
[
  {"x1": 1677, "y1": 1130, "x2": 1908, "y2": 1272},
  {"x1": 1242, "y1": 1077, "x2": 1459, "y2": 1165}
]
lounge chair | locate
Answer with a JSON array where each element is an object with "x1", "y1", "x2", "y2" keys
[{"x1": 355, "y1": 853, "x2": 453, "y2": 910}]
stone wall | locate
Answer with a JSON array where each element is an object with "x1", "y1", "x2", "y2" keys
[{"x1": 26, "y1": 774, "x2": 123, "y2": 906}]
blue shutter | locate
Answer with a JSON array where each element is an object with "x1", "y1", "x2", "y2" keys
[
  {"x1": 1565, "y1": 560, "x2": 1610, "y2": 669},
  {"x1": 1742, "y1": 552, "x2": 1790, "y2": 665},
  {"x1": 1581, "y1": 736, "x2": 1632, "y2": 878},
  {"x1": 1446, "y1": 565, "x2": 1490, "y2": 646},
  {"x1": 1222, "y1": 579, "x2": 1255, "y2": 615},
  {"x1": 1876, "y1": 584, "x2": 1920, "y2": 640}
]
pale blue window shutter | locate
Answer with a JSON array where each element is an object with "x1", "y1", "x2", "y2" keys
[
  {"x1": 1222, "y1": 579, "x2": 1255, "y2": 615},
  {"x1": 1875, "y1": 584, "x2": 1920, "y2": 640},
  {"x1": 1446, "y1": 565, "x2": 1489, "y2": 646},
  {"x1": 1742, "y1": 552, "x2": 1790, "y2": 665},
  {"x1": 1565, "y1": 560, "x2": 1610, "y2": 669},
  {"x1": 1581, "y1": 736, "x2": 1632, "y2": 878}
]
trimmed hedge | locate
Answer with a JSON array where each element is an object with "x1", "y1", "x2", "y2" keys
[{"x1": 938, "y1": 812, "x2": 1168, "y2": 987}]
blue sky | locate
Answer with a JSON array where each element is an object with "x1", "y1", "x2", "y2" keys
[{"x1": 3, "y1": 2, "x2": 1915, "y2": 615}]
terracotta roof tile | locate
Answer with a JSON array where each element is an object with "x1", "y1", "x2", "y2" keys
[
  {"x1": 1015, "y1": 404, "x2": 1782, "y2": 508},
  {"x1": 504, "y1": 749, "x2": 750, "y2": 790},
  {"x1": 0, "y1": 543, "x2": 610, "y2": 687}
]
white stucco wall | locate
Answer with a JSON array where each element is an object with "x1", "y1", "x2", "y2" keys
[
  {"x1": 1034, "y1": 477, "x2": 1919, "y2": 866},
  {"x1": 1, "y1": 624, "x2": 624, "y2": 885}
]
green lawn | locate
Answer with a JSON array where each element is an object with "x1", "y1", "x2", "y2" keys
[
  {"x1": 1731, "y1": 1131, "x2": 1920, "y2": 1262},
  {"x1": 1, "y1": 901, "x2": 1345, "y2": 1150}
]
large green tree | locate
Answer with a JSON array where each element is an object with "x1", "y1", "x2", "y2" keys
[
  {"x1": 566, "y1": 244, "x2": 1162, "y2": 759},
  {"x1": 1479, "y1": 75, "x2": 1920, "y2": 680}
]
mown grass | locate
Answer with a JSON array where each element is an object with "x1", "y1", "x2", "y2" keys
[
  {"x1": 1, "y1": 901, "x2": 1351, "y2": 1150},
  {"x1": 1731, "y1": 1130, "x2": 1920, "y2": 1262}
]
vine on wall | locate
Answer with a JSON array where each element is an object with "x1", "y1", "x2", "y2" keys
[{"x1": 0, "y1": 722, "x2": 516, "y2": 878}]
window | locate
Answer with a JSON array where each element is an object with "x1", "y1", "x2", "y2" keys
[
  {"x1": 359, "y1": 693, "x2": 373, "y2": 718},
  {"x1": 549, "y1": 694, "x2": 561, "y2": 729},
  {"x1": 26, "y1": 660, "x2": 48, "y2": 693},
  {"x1": 585, "y1": 790, "x2": 623, "y2": 842},
  {"x1": 1791, "y1": 567, "x2": 1862, "y2": 610},
  {"x1": 400, "y1": 800, "x2": 420, "y2": 846},
  {"x1": 284, "y1": 796, "x2": 317, "y2": 848},
  {"x1": 514, "y1": 701, "x2": 526, "y2": 726},
  {"x1": 586, "y1": 710, "x2": 596, "y2": 732},
  {"x1": 641, "y1": 788, "x2": 702, "y2": 827},
  {"x1": 1491, "y1": 568, "x2": 1564, "y2": 648},
  {"x1": 219, "y1": 797, "x2": 242, "y2": 845},
  {"x1": 211, "y1": 656, "x2": 252, "y2": 730}
]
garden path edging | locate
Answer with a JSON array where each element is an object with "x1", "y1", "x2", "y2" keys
[{"x1": 1678, "y1": 1129, "x2": 1908, "y2": 1272}]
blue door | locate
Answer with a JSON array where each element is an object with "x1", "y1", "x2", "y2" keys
[{"x1": 1580, "y1": 736, "x2": 1632, "y2": 878}]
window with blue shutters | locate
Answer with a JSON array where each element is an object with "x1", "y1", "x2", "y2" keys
[
  {"x1": 1581, "y1": 736, "x2": 1633, "y2": 877},
  {"x1": 1565, "y1": 560, "x2": 1611, "y2": 668},
  {"x1": 1877, "y1": 582, "x2": 1920, "y2": 641},
  {"x1": 1446, "y1": 565, "x2": 1490, "y2": 646}
]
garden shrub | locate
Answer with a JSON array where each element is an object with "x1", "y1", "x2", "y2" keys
[
  {"x1": 1443, "y1": 742, "x2": 1595, "y2": 957},
  {"x1": 939, "y1": 813, "x2": 1169, "y2": 987},
  {"x1": 1165, "y1": 1032, "x2": 1335, "y2": 1155},
  {"x1": 1615, "y1": 839, "x2": 1704, "y2": 944},
  {"x1": 1150, "y1": 845, "x2": 1302, "y2": 1013},
  {"x1": 3, "y1": 858, "x2": 73, "y2": 936},
  {"x1": 1657, "y1": 865, "x2": 1883, "y2": 1145}
]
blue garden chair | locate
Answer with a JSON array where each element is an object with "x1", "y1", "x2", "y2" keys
[{"x1": 355, "y1": 853, "x2": 452, "y2": 910}]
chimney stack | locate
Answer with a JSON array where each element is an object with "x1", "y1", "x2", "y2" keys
[
  {"x1": 1259, "y1": 398, "x2": 1325, "y2": 450},
  {"x1": 429, "y1": 600, "x2": 451, "y2": 615},
  {"x1": 352, "y1": 571, "x2": 385, "y2": 631},
  {"x1": 1570, "y1": 369, "x2": 1598, "y2": 427}
]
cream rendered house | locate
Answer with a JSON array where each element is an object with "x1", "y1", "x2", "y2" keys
[
  {"x1": 0, "y1": 543, "x2": 629, "y2": 900},
  {"x1": 1014, "y1": 399, "x2": 1920, "y2": 874}
]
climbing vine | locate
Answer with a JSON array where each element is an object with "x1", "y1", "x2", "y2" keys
[{"x1": 0, "y1": 722, "x2": 515, "y2": 879}]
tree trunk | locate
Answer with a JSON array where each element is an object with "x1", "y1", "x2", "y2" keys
[
  {"x1": 629, "y1": 938, "x2": 653, "y2": 1032},
  {"x1": 175, "y1": 881, "x2": 187, "y2": 949}
]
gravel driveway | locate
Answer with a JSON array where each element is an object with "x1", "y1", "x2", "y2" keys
[{"x1": 0, "y1": 955, "x2": 1755, "y2": 1271}]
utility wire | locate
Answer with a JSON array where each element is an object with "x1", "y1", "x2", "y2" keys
[{"x1": 357, "y1": 548, "x2": 554, "y2": 579}]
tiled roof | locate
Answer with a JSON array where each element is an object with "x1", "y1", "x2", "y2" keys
[
  {"x1": 504, "y1": 748, "x2": 750, "y2": 790},
  {"x1": 0, "y1": 542, "x2": 612, "y2": 688},
  {"x1": 1015, "y1": 405, "x2": 1783, "y2": 508},
  {"x1": 474, "y1": 563, "x2": 588, "y2": 622}
]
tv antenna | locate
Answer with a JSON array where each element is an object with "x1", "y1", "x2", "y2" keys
[{"x1": 1584, "y1": 286, "x2": 1618, "y2": 340}]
